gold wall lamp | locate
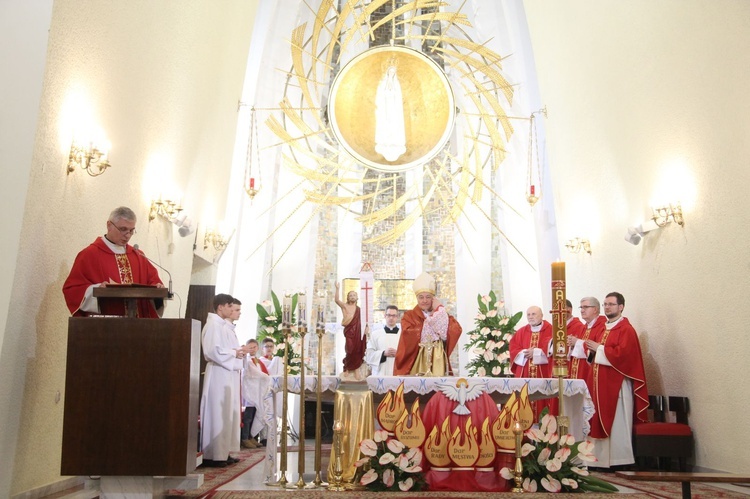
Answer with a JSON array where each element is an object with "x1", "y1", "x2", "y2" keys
[
  {"x1": 565, "y1": 237, "x2": 592, "y2": 255},
  {"x1": 204, "y1": 226, "x2": 233, "y2": 251},
  {"x1": 149, "y1": 197, "x2": 183, "y2": 222},
  {"x1": 67, "y1": 138, "x2": 111, "y2": 176},
  {"x1": 652, "y1": 203, "x2": 685, "y2": 227}
]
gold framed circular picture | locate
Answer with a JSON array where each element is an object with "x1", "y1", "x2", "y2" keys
[{"x1": 328, "y1": 45, "x2": 456, "y2": 172}]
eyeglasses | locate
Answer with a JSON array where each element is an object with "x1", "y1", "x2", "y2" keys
[
  {"x1": 603, "y1": 302, "x2": 619, "y2": 307},
  {"x1": 579, "y1": 305, "x2": 596, "y2": 309},
  {"x1": 385, "y1": 313, "x2": 399, "y2": 317},
  {"x1": 109, "y1": 221, "x2": 137, "y2": 235}
]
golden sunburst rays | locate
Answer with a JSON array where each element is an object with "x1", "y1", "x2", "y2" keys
[{"x1": 260, "y1": 0, "x2": 525, "y2": 268}]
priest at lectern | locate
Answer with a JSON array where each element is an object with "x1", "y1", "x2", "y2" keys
[{"x1": 62, "y1": 206, "x2": 164, "y2": 317}]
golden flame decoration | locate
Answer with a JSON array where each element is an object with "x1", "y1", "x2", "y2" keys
[
  {"x1": 376, "y1": 382, "x2": 406, "y2": 432},
  {"x1": 424, "y1": 416, "x2": 452, "y2": 467},
  {"x1": 516, "y1": 383, "x2": 534, "y2": 430},
  {"x1": 448, "y1": 417, "x2": 479, "y2": 467},
  {"x1": 475, "y1": 417, "x2": 496, "y2": 467},
  {"x1": 394, "y1": 398, "x2": 426, "y2": 448},
  {"x1": 492, "y1": 393, "x2": 517, "y2": 451}
]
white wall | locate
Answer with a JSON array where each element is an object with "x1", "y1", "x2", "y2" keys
[
  {"x1": 525, "y1": 0, "x2": 750, "y2": 473},
  {"x1": 1, "y1": 1, "x2": 259, "y2": 495}
]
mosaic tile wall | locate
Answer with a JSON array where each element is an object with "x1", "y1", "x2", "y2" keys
[
  {"x1": 490, "y1": 166, "x2": 505, "y2": 307},
  {"x1": 361, "y1": 170, "x2": 407, "y2": 281}
]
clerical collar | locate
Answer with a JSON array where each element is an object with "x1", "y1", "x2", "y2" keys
[
  {"x1": 587, "y1": 317, "x2": 600, "y2": 327},
  {"x1": 606, "y1": 316, "x2": 623, "y2": 329},
  {"x1": 530, "y1": 323, "x2": 542, "y2": 332},
  {"x1": 384, "y1": 326, "x2": 400, "y2": 334},
  {"x1": 101, "y1": 235, "x2": 126, "y2": 254}
]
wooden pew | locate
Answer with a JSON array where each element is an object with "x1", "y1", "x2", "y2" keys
[{"x1": 616, "y1": 471, "x2": 750, "y2": 499}]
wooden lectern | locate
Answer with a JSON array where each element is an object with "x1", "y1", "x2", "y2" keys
[{"x1": 61, "y1": 287, "x2": 200, "y2": 477}]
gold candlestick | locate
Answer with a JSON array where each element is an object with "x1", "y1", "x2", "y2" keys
[
  {"x1": 313, "y1": 308, "x2": 326, "y2": 486},
  {"x1": 268, "y1": 321, "x2": 292, "y2": 487},
  {"x1": 512, "y1": 420, "x2": 524, "y2": 493},
  {"x1": 328, "y1": 420, "x2": 346, "y2": 491},
  {"x1": 294, "y1": 324, "x2": 308, "y2": 488}
]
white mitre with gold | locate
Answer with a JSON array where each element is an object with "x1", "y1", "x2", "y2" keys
[{"x1": 413, "y1": 272, "x2": 436, "y2": 296}]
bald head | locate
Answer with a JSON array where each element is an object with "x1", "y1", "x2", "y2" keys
[{"x1": 526, "y1": 306, "x2": 543, "y2": 326}]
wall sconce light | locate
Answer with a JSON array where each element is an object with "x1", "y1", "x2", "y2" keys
[
  {"x1": 67, "y1": 139, "x2": 111, "y2": 176},
  {"x1": 652, "y1": 203, "x2": 685, "y2": 227},
  {"x1": 204, "y1": 226, "x2": 233, "y2": 251},
  {"x1": 565, "y1": 237, "x2": 592, "y2": 254},
  {"x1": 149, "y1": 197, "x2": 183, "y2": 222}
]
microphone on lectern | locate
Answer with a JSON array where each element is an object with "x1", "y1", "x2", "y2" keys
[{"x1": 133, "y1": 244, "x2": 173, "y2": 298}]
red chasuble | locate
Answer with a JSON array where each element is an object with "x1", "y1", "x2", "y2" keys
[
  {"x1": 509, "y1": 321, "x2": 556, "y2": 417},
  {"x1": 342, "y1": 305, "x2": 366, "y2": 371},
  {"x1": 568, "y1": 315, "x2": 606, "y2": 382},
  {"x1": 509, "y1": 321, "x2": 553, "y2": 378},
  {"x1": 62, "y1": 237, "x2": 163, "y2": 317},
  {"x1": 588, "y1": 317, "x2": 649, "y2": 438},
  {"x1": 393, "y1": 305, "x2": 462, "y2": 376}
]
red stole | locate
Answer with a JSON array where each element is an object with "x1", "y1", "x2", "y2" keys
[
  {"x1": 251, "y1": 357, "x2": 268, "y2": 374},
  {"x1": 509, "y1": 321, "x2": 553, "y2": 378},
  {"x1": 568, "y1": 315, "x2": 605, "y2": 380}
]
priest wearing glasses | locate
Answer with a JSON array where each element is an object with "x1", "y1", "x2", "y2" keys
[{"x1": 62, "y1": 206, "x2": 164, "y2": 317}]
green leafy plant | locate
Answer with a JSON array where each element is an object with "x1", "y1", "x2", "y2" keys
[
  {"x1": 256, "y1": 290, "x2": 301, "y2": 374},
  {"x1": 463, "y1": 290, "x2": 522, "y2": 377}
]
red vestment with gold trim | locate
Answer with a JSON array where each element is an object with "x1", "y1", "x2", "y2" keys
[
  {"x1": 588, "y1": 317, "x2": 649, "y2": 438},
  {"x1": 62, "y1": 237, "x2": 163, "y2": 317},
  {"x1": 393, "y1": 305, "x2": 462, "y2": 376}
]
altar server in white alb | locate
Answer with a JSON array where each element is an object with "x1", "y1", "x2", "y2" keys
[
  {"x1": 365, "y1": 305, "x2": 402, "y2": 376},
  {"x1": 200, "y1": 293, "x2": 250, "y2": 467}
]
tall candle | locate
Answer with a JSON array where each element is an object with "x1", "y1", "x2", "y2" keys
[
  {"x1": 298, "y1": 300, "x2": 306, "y2": 327},
  {"x1": 316, "y1": 304, "x2": 324, "y2": 329},
  {"x1": 551, "y1": 261, "x2": 568, "y2": 377},
  {"x1": 283, "y1": 293, "x2": 291, "y2": 326}
]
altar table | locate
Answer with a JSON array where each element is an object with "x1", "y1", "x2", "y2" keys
[{"x1": 260, "y1": 375, "x2": 594, "y2": 483}]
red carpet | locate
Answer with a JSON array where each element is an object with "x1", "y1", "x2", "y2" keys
[{"x1": 166, "y1": 449, "x2": 266, "y2": 498}]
